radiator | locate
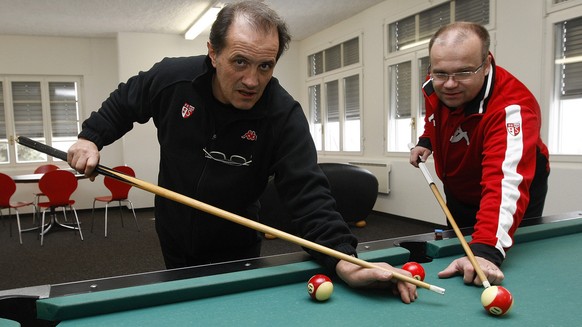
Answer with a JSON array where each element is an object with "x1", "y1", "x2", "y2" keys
[{"x1": 348, "y1": 161, "x2": 391, "y2": 194}]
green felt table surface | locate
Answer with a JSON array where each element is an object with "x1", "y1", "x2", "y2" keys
[
  {"x1": 0, "y1": 317, "x2": 20, "y2": 326},
  {"x1": 39, "y1": 217, "x2": 582, "y2": 326}
]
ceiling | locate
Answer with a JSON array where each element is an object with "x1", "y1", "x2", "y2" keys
[{"x1": 0, "y1": 0, "x2": 385, "y2": 40}]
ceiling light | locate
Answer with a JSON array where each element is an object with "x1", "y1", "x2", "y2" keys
[{"x1": 184, "y1": 5, "x2": 222, "y2": 40}]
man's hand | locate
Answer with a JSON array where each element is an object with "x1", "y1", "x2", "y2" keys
[
  {"x1": 67, "y1": 138, "x2": 100, "y2": 181},
  {"x1": 335, "y1": 259, "x2": 418, "y2": 304},
  {"x1": 409, "y1": 146, "x2": 432, "y2": 168},
  {"x1": 438, "y1": 256, "x2": 505, "y2": 286}
]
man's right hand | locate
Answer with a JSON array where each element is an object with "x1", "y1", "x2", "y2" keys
[
  {"x1": 67, "y1": 138, "x2": 100, "y2": 181},
  {"x1": 409, "y1": 146, "x2": 432, "y2": 168}
]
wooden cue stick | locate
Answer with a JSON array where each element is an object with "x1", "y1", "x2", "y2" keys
[
  {"x1": 100, "y1": 166, "x2": 445, "y2": 295},
  {"x1": 16, "y1": 136, "x2": 446, "y2": 295},
  {"x1": 416, "y1": 160, "x2": 491, "y2": 289}
]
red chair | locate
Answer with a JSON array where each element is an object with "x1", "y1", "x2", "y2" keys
[
  {"x1": 0, "y1": 173, "x2": 36, "y2": 244},
  {"x1": 91, "y1": 166, "x2": 139, "y2": 237},
  {"x1": 32, "y1": 164, "x2": 59, "y2": 223},
  {"x1": 37, "y1": 170, "x2": 83, "y2": 246}
]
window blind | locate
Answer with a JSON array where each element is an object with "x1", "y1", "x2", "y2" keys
[
  {"x1": 309, "y1": 85, "x2": 321, "y2": 124},
  {"x1": 343, "y1": 38, "x2": 359, "y2": 66},
  {"x1": 49, "y1": 82, "x2": 79, "y2": 137},
  {"x1": 389, "y1": 0, "x2": 490, "y2": 53},
  {"x1": 455, "y1": 0, "x2": 490, "y2": 25},
  {"x1": 558, "y1": 17, "x2": 582, "y2": 97},
  {"x1": 12, "y1": 82, "x2": 44, "y2": 138},
  {"x1": 419, "y1": 2, "x2": 450, "y2": 41},
  {"x1": 0, "y1": 82, "x2": 5, "y2": 139},
  {"x1": 393, "y1": 62, "x2": 412, "y2": 118},
  {"x1": 325, "y1": 44, "x2": 342, "y2": 72},
  {"x1": 326, "y1": 80, "x2": 339, "y2": 122},
  {"x1": 344, "y1": 75, "x2": 360, "y2": 121}
]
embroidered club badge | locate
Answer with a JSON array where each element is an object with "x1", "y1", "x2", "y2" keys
[
  {"x1": 507, "y1": 123, "x2": 521, "y2": 136},
  {"x1": 241, "y1": 130, "x2": 257, "y2": 141},
  {"x1": 181, "y1": 103, "x2": 195, "y2": 118}
]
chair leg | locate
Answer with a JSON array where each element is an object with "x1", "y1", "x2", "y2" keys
[
  {"x1": 126, "y1": 200, "x2": 140, "y2": 231},
  {"x1": 15, "y1": 209, "x2": 23, "y2": 244},
  {"x1": 118, "y1": 201, "x2": 125, "y2": 227},
  {"x1": 104, "y1": 203, "x2": 109, "y2": 238},
  {"x1": 40, "y1": 211, "x2": 47, "y2": 246},
  {"x1": 91, "y1": 200, "x2": 97, "y2": 233},
  {"x1": 7, "y1": 208, "x2": 13, "y2": 237},
  {"x1": 62, "y1": 206, "x2": 69, "y2": 222},
  {"x1": 33, "y1": 195, "x2": 41, "y2": 224},
  {"x1": 69, "y1": 205, "x2": 83, "y2": 241}
]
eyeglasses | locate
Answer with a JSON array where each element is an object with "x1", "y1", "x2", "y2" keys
[
  {"x1": 430, "y1": 58, "x2": 487, "y2": 83},
  {"x1": 203, "y1": 148, "x2": 252, "y2": 167}
]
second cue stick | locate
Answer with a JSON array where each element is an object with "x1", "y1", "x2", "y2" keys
[
  {"x1": 411, "y1": 150, "x2": 491, "y2": 289},
  {"x1": 16, "y1": 136, "x2": 446, "y2": 295}
]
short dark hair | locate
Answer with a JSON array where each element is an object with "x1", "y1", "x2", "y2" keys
[
  {"x1": 429, "y1": 22, "x2": 491, "y2": 61},
  {"x1": 209, "y1": 1, "x2": 291, "y2": 61}
]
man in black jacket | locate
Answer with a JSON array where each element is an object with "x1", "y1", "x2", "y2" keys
[{"x1": 68, "y1": 1, "x2": 417, "y2": 303}]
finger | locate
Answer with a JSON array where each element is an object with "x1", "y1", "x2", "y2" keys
[
  {"x1": 486, "y1": 268, "x2": 505, "y2": 285},
  {"x1": 437, "y1": 263, "x2": 459, "y2": 279},
  {"x1": 85, "y1": 155, "x2": 99, "y2": 177},
  {"x1": 396, "y1": 281, "x2": 413, "y2": 304},
  {"x1": 462, "y1": 265, "x2": 477, "y2": 285}
]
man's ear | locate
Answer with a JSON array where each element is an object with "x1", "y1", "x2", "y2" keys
[
  {"x1": 207, "y1": 41, "x2": 217, "y2": 67},
  {"x1": 484, "y1": 54, "x2": 492, "y2": 75}
]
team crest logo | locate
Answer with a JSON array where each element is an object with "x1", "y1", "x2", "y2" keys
[
  {"x1": 181, "y1": 103, "x2": 195, "y2": 118},
  {"x1": 241, "y1": 130, "x2": 257, "y2": 141},
  {"x1": 507, "y1": 123, "x2": 521, "y2": 136}
]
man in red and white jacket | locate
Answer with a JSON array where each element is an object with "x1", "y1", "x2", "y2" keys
[{"x1": 410, "y1": 22, "x2": 550, "y2": 286}]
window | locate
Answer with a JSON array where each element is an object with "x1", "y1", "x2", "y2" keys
[
  {"x1": 0, "y1": 82, "x2": 6, "y2": 164},
  {"x1": 0, "y1": 76, "x2": 82, "y2": 166},
  {"x1": 307, "y1": 37, "x2": 362, "y2": 152},
  {"x1": 550, "y1": 16, "x2": 582, "y2": 154},
  {"x1": 385, "y1": 0, "x2": 490, "y2": 152}
]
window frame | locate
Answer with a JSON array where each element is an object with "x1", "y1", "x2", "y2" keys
[
  {"x1": 306, "y1": 34, "x2": 364, "y2": 154},
  {"x1": 543, "y1": 3, "x2": 582, "y2": 159},
  {"x1": 384, "y1": 50, "x2": 429, "y2": 153},
  {"x1": 0, "y1": 75, "x2": 83, "y2": 168},
  {"x1": 307, "y1": 68, "x2": 363, "y2": 153}
]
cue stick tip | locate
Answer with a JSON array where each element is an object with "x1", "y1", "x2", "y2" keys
[{"x1": 429, "y1": 285, "x2": 446, "y2": 295}]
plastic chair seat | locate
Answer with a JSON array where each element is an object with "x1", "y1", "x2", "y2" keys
[{"x1": 91, "y1": 166, "x2": 139, "y2": 237}]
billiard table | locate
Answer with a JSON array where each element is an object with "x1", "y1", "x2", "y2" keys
[{"x1": 1, "y1": 211, "x2": 581, "y2": 326}]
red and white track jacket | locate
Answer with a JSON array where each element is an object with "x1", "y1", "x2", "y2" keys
[{"x1": 418, "y1": 55, "x2": 550, "y2": 264}]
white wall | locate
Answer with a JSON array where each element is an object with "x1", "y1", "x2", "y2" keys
[{"x1": 3, "y1": 0, "x2": 581, "y2": 222}]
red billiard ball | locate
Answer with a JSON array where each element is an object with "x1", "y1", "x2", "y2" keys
[
  {"x1": 481, "y1": 286, "x2": 514, "y2": 316},
  {"x1": 402, "y1": 261, "x2": 426, "y2": 281},
  {"x1": 307, "y1": 274, "x2": 333, "y2": 301}
]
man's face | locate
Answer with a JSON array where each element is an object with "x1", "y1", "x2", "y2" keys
[
  {"x1": 429, "y1": 33, "x2": 489, "y2": 109},
  {"x1": 208, "y1": 18, "x2": 279, "y2": 110}
]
